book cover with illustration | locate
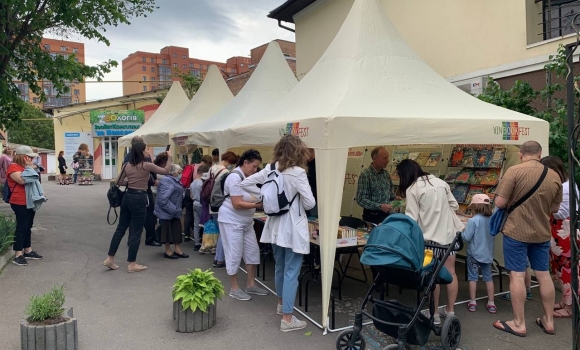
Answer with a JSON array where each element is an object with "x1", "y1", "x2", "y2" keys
[
  {"x1": 480, "y1": 169, "x2": 501, "y2": 186},
  {"x1": 408, "y1": 152, "x2": 421, "y2": 162},
  {"x1": 415, "y1": 153, "x2": 431, "y2": 166},
  {"x1": 465, "y1": 186, "x2": 485, "y2": 205},
  {"x1": 455, "y1": 169, "x2": 473, "y2": 184},
  {"x1": 393, "y1": 150, "x2": 409, "y2": 165},
  {"x1": 470, "y1": 169, "x2": 489, "y2": 185},
  {"x1": 448, "y1": 147, "x2": 465, "y2": 167},
  {"x1": 489, "y1": 148, "x2": 506, "y2": 168},
  {"x1": 461, "y1": 147, "x2": 477, "y2": 168},
  {"x1": 425, "y1": 152, "x2": 442, "y2": 167},
  {"x1": 444, "y1": 170, "x2": 461, "y2": 184},
  {"x1": 475, "y1": 147, "x2": 493, "y2": 168},
  {"x1": 452, "y1": 184, "x2": 469, "y2": 204}
]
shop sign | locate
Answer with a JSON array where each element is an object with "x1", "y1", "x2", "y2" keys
[
  {"x1": 89, "y1": 110, "x2": 145, "y2": 137},
  {"x1": 279, "y1": 122, "x2": 309, "y2": 138},
  {"x1": 493, "y1": 121, "x2": 530, "y2": 141}
]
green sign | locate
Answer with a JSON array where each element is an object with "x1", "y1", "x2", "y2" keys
[{"x1": 89, "y1": 110, "x2": 145, "y2": 125}]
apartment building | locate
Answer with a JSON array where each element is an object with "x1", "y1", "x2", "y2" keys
[
  {"x1": 14, "y1": 38, "x2": 86, "y2": 109},
  {"x1": 122, "y1": 46, "x2": 251, "y2": 95},
  {"x1": 269, "y1": 0, "x2": 580, "y2": 93}
]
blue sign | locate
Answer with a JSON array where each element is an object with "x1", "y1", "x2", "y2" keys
[{"x1": 65, "y1": 133, "x2": 80, "y2": 137}]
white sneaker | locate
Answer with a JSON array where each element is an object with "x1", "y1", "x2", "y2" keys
[
  {"x1": 421, "y1": 309, "x2": 441, "y2": 325},
  {"x1": 245, "y1": 285, "x2": 269, "y2": 296},
  {"x1": 280, "y1": 315, "x2": 307, "y2": 332},
  {"x1": 277, "y1": 304, "x2": 283, "y2": 315},
  {"x1": 438, "y1": 306, "x2": 455, "y2": 319},
  {"x1": 229, "y1": 289, "x2": 251, "y2": 301}
]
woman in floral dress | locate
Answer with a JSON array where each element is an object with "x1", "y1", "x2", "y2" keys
[{"x1": 541, "y1": 156, "x2": 577, "y2": 318}]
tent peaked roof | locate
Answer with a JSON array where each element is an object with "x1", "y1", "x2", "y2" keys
[
  {"x1": 231, "y1": 0, "x2": 548, "y2": 149},
  {"x1": 170, "y1": 65, "x2": 234, "y2": 133},
  {"x1": 173, "y1": 41, "x2": 298, "y2": 149},
  {"x1": 118, "y1": 81, "x2": 189, "y2": 147}
]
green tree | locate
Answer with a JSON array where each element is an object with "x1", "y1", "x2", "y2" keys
[
  {"x1": 0, "y1": 0, "x2": 157, "y2": 128},
  {"x1": 155, "y1": 69, "x2": 201, "y2": 102},
  {"x1": 7, "y1": 103, "x2": 55, "y2": 149}
]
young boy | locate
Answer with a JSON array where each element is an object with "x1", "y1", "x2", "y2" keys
[
  {"x1": 190, "y1": 165, "x2": 209, "y2": 251},
  {"x1": 462, "y1": 194, "x2": 497, "y2": 313}
]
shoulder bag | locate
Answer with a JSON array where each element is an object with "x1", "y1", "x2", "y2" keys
[
  {"x1": 490, "y1": 165, "x2": 548, "y2": 236},
  {"x1": 107, "y1": 164, "x2": 128, "y2": 225}
]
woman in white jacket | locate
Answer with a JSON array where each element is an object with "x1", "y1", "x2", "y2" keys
[{"x1": 241, "y1": 135, "x2": 315, "y2": 332}]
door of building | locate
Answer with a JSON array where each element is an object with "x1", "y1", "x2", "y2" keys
[{"x1": 102, "y1": 136, "x2": 118, "y2": 179}]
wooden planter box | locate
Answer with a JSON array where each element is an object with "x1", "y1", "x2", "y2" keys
[
  {"x1": 173, "y1": 300, "x2": 216, "y2": 333},
  {"x1": 21, "y1": 307, "x2": 77, "y2": 350}
]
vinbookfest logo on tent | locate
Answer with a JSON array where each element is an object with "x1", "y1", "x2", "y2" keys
[
  {"x1": 279, "y1": 122, "x2": 309, "y2": 138},
  {"x1": 493, "y1": 122, "x2": 530, "y2": 141}
]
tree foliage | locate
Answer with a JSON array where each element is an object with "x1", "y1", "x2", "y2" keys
[
  {"x1": 0, "y1": 0, "x2": 157, "y2": 128},
  {"x1": 176, "y1": 69, "x2": 202, "y2": 100},
  {"x1": 7, "y1": 103, "x2": 55, "y2": 150}
]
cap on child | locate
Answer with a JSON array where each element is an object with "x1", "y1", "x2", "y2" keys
[{"x1": 470, "y1": 194, "x2": 490, "y2": 205}]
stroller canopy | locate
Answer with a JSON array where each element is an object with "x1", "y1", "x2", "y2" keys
[{"x1": 360, "y1": 214, "x2": 424, "y2": 271}]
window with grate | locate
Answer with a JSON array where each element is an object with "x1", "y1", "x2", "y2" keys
[{"x1": 543, "y1": 0, "x2": 580, "y2": 39}]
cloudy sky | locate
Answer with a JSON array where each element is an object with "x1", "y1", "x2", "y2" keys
[{"x1": 59, "y1": 0, "x2": 294, "y2": 101}]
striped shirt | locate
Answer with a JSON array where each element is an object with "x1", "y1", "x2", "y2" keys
[{"x1": 356, "y1": 165, "x2": 395, "y2": 210}]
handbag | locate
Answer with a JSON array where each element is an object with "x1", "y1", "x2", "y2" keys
[
  {"x1": 107, "y1": 164, "x2": 128, "y2": 225},
  {"x1": 490, "y1": 165, "x2": 548, "y2": 236}
]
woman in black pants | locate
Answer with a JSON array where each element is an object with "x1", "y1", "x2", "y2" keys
[{"x1": 103, "y1": 142, "x2": 172, "y2": 273}]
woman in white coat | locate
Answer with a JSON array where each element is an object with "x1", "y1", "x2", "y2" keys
[{"x1": 241, "y1": 135, "x2": 315, "y2": 332}]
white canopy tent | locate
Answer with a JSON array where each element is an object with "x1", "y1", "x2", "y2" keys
[
  {"x1": 171, "y1": 41, "x2": 298, "y2": 153},
  {"x1": 169, "y1": 65, "x2": 234, "y2": 154},
  {"x1": 118, "y1": 81, "x2": 189, "y2": 147},
  {"x1": 223, "y1": 0, "x2": 550, "y2": 331}
]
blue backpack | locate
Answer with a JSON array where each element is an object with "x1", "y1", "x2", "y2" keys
[{"x1": 2, "y1": 182, "x2": 15, "y2": 203}]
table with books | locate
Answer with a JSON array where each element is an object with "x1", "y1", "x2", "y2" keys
[{"x1": 253, "y1": 213, "x2": 271, "y2": 281}]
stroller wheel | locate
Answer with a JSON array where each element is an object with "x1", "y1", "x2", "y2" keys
[
  {"x1": 441, "y1": 315, "x2": 461, "y2": 350},
  {"x1": 336, "y1": 329, "x2": 366, "y2": 350},
  {"x1": 382, "y1": 345, "x2": 400, "y2": 350}
]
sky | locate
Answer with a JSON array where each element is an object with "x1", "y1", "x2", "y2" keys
[{"x1": 56, "y1": 0, "x2": 295, "y2": 101}]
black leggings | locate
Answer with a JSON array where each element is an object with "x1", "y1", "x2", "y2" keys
[
  {"x1": 11, "y1": 204, "x2": 36, "y2": 252},
  {"x1": 107, "y1": 191, "x2": 148, "y2": 262}
]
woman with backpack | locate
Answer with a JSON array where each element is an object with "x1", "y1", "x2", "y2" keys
[
  {"x1": 218, "y1": 149, "x2": 268, "y2": 301},
  {"x1": 241, "y1": 135, "x2": 316, "y2": 332},
  {"x1": 103, "y1": 142, "x2": 172, "y2": 273}
]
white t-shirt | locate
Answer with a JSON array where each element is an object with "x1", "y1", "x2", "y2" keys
[{"x1": 218, "y1": 167, "x2": 257, "y2": 225}]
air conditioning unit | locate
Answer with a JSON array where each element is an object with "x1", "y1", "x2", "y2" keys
[{"x1": 454, "y1": 77, "x2": 487, "y2": 96}]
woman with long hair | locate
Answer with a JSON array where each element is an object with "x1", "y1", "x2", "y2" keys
[
  {"x1": 396, "y1": 159, "x2": 463, "y2": 325},
  {"x1": 8, "y1": 146, "x2": 43, "y2": 266},
  {"x1": 241, "y1": 135, "x2": 315, "y2": 332},
  {"x1": 218, "y1": 149, "x2": 267, "y2": 301},
  {"x1": 103, "y1": 142, "x2": 172, "y2": 273},
  {"x1": 541, "y1": 155, "x2": 577, "y2": 318},
  {"x1": 57, "y1": 151, "x2": 67, "y2": 185}
]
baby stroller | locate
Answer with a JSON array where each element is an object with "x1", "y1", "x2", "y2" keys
[{"x1": 336, "y1": 214, "x2": 463, "y2": 350}]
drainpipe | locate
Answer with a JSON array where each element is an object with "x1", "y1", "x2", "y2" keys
[{"x1": 277, "y1": 19, "x2": 295, "y2": 33}]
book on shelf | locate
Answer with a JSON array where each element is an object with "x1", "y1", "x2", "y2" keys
[
  {"x1": 475, "y1": 147, "x2": 493, "y2": 168},
  {"x1": 425, "y1": 152, "x2": 442, "y2": 167},
  {"x1": 488, "y1": 148, "x2": 506, "y2": 168},
  {"x1": 480, "y1": 169, "x2": 500, "y2": 186},
  {"x1": 449, "y1": 147, "x2": 465, "y2": 167},
  {"x1": 465, "y1": 185, "x2": 485, "y2": 205},
  {"x1": 393, "y1": 150, "x2": 409, "y2": 165},
  {"x1": 415, "y1": 153, "x2": 431, "y2": 166},
  {"x1": 452, "y1": 184, "x2": 469, "y2": 204},
  {"x1": 470, "y1": 169, "x2": 489, "y2": 185},
  {"x1": 408, "y1": 152, "x2": 421, "y2": 161},
  {"x1": 444, "y1": 170, "x2": 461, "y2": 184},
  {"x1": 455, "y1": 169, "x2": 473, "y2": 184},
  {"x1": 461, "y1": 147, "x2": 477, "y2": 167}
]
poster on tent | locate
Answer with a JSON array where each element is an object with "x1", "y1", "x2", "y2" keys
[{"x1": 340, "y1": 147, "x2": 367, "y2": 218}]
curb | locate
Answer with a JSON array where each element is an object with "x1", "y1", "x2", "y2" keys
[{"x1": 0, "y1": 249, "x2": 14, "y2": 274}]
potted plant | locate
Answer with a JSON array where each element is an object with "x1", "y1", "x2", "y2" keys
[
  {"x1": 21, "y1": 285, "x2": 78, "y2": 350},
  {"x1": 172, "y1": 268, "x2": 224, "y2": 333},
  {"x1": 0, "y1": 213, "x2": 16, "y2": 270}
]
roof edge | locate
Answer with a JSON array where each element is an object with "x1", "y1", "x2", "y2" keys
[{"x1": 268, "y1": 0, "x2": 319, "y2": 23}]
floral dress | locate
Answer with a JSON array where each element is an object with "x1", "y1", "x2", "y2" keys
[{"x1": 550, "y1": 218, "x2": 577, "y2": 306}]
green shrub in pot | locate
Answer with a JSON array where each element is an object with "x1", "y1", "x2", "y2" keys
[{"x1": 172, "y1": 268, "x2": 224, "y2": 312}]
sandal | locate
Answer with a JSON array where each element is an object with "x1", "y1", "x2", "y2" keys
[
  {"x1": 554, "y1": 302, "x2": 566, "y2": 311},
  {"x1": 493, "y1": 320, "x2": 526, "y2": 337},
  {"x1": 487, "y1": 303, "x2": 497, "y2": 314},
  {"x1": 553, "y1": 308, "x2": 572, "y2": 318},
  {"x1": 467, "y1": 301, "x2": 477, "y2": 312}
]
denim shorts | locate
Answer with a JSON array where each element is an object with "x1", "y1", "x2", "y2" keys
[
  {"x1": 466, "y1": 255, "x2": 493, "y2": 282},
  {"x1": 503, "y1": 235, "x2": 550, "y2": 272}
]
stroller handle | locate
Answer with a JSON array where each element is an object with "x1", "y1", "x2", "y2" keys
[{"x1": 424, "y1": 231, "x2": 464, "y2": 252}]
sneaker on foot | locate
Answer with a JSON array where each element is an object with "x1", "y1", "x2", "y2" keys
[
  {"x1": 421, "y1": 310, "x2": 441, "y2": 325},
  {"x1": 277, "y1": 304, "x2": 283, "y2": 315},
  {"x1": 212, "y1": 260, "x2": 217, "y2": 267},
  {"x1": 12, "y1": 255, "x2": 27, "y2": 266},
  {"x1": 438, "y1": 306, "x2": 454, "y2": 319},
  {"x1": 246, "y1": 285, "x2": 269, "y2": 296},
  {"x1": 500, "y1": 291, "x2": 533, "y2": 301},
  {"x1": 280, "y1": 315, "x2": 307, "y2": 332},
  {"x1": 194, "y1": 244, "x2": 201, "y2": 252},
  {"x1": 24, "y1": 251, "x2": 43, "y2": 260},
  {"x1": 229, "y1": 289, "x2": 251, "y2": 301},
  {"x1": 211, "y1": 247, "x2": 216, "y2": 255}
]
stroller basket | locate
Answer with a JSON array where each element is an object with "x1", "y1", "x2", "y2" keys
[{"x1": 372, "y1": 300, "x2": 431, "y2": 346}]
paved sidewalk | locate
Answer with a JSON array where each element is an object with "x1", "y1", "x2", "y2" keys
[{"x1": 0, "y1": 179, "x2": 573, "y2": 350}]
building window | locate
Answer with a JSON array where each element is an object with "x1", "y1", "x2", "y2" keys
[
  {"x1": 183, "y1": 64, "x2": 187, "y2": 69},
  {"x1": 151, "y1": 67, "x2": 155, "y2": 72},
  {"x1": 143, "y1": 85, "x2": 148, "y2": 92},
  {"x1": 173, "y1": 53, "x2": 177, "y2": 58},
  {"x1": 543, "y1": 0, "x2": 580, "y2": 40},
  {"x1": 60, "y1": 46, "x2": 67, "y2": 52},
  {"x1": 231, "y1": 68, "x2": 236, "y2": 73},
  {"x1": 74, "y1": 100, "x2": 79, "y2": 104},
  {"x1": 192, "y1": 70, "x2": 201, "y2": 78},
  {"x1": 173, "y1": 63, "x2": 178, "y2": 67},
  {"x1": 162, "y1": 59, "x2": 168, "y2": 64},
  {"x1": 189, "y1": 63, "x2": 194, "y2": 68},
  {"x1": 182, "y1": 55, "x2": 187, "y2": 59},
  {"x1": 142, "y1": 57, "x2": 146, "y2": 62},
  {"x1": 241, "y1": 63, "x2": 244, "y2": 67},
  {"x1": 151, "y1": 77, "x2": 155, "y2": 81},
  {"x1": 151, "y1": 58, "x2": 155, "y2": 63},
  {"x1": 43, "y1": 44, "x2": 50, "y2": 50},
  {"x1": 142, "y1": 65, "x2": 146, "y2": 71},
  {"x1": 72, "y1": 47, "x2": 78, "y2": 53},
  {"x1": 33, "y1": 97, "x2": 39, "y2": 103},
  {"x1": 74, "y1": 58, "x2": 79, "y2": 62},
  {"x1": 73, "y1": 89, "x2": 80, "y2": 95},
  {"x1": 143, "y1": 76, "x2": 147, "y2": 81}
]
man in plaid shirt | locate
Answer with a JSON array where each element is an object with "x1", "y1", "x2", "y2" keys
[{"x1": 356, "y1": 146, "x2": 395, "y2": 225}]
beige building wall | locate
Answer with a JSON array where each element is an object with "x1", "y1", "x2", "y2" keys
[{"x1": 293, "y1": 0, "x2": 578, "y2": 80}]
